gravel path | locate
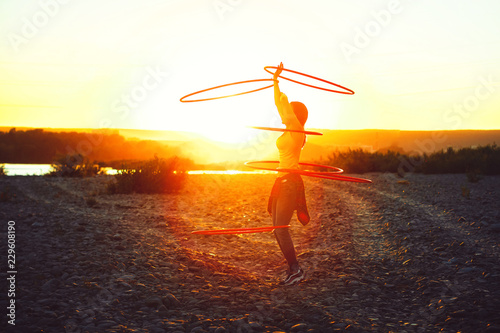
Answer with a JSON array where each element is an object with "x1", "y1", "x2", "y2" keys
[{"x1": 0, "y1": 173, "x2": 499, "y2": 332}]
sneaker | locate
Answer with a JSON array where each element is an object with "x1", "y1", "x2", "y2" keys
[{"x1": 281, "y1": 267, "x2": 305, "y2": 286}]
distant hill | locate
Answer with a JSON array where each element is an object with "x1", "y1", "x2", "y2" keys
[
  {"x1": 306, "y1": 129, "x2": 500, "y2": 156},
  {"x1": 1, "y1": 127, "x2": 499, "y2": 165}
]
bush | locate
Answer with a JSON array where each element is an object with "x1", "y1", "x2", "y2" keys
[
  {"x1": 324, "y1": 148, "x2": 405, "y2": 174},
  {"x1": 322, "y1": 144, "x2": 500, "y2": 176},
  {"x1": 0, "y1": 164, "x2": 5, "y2": 176},
  {"x1": 415, "y1": 144, "x2": 500, "y2": 175},
  {"x1": 48, "y1": 154, "x2": 100, "y2": 177},
  {"x1": 107, "y1": 156, "x2": 186, "y2": 194}
]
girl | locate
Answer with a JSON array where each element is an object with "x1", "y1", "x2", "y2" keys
[{"x1": 268, "y1": 62, "x2": 310, "y2": 285}]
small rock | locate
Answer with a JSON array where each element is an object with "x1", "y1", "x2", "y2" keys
[
  {"x1": 214, "y1": 327, "x2": 226, "y2": 333},
  {"x1": 41, "y1": 279, "x2": 60, "y2": 292},
  {"x1": 291, "y1": 323, "x2": 308, "y2": 332},
  {"x1": 97, "y1": 320, "x2": 117, "y2": 329},
  {"x1": 231, "y1": 317, "x2": 248, "y2": 328},
  {"x1": 457, "y1": 267, "x2": 477, "y2": 274},
  {"x1": 488, "y1": 224, "x2": 500, "y2": 232},
  {"x1": 158, "y1": 305, "x2": 168, "y2": 316},
  {"x1": 190, "y1": 327, "x2": 207, "y2": 333},
  {"x1": 145, "y1": 296, "x2": 163, "y2": 308},
  {"x1": 162, "y1": 293, "x2": 181, "y2": 308},
  {"x1": 450, "y1": 310, "x2": 467, "y2": 318},
  {"x1": 249, "y1": 321, "x2": 264, "y2": 331},
  {"x1": 330, "y1": 322, "x2": 347, "y2": 329}
]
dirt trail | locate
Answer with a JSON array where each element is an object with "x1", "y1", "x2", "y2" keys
[{"x1": 1, "y1": 173, "x2": 499, "y2": 332}]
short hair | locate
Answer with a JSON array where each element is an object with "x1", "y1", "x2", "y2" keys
[{"x1": 291, "y1": 101, "x2": 308, "y2": 126}]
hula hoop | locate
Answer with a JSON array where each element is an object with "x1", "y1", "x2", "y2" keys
[
  {"x1": 245, "y1": 161, "x2": 343, "y2": 174},
  {"x1": 301, "y1": 173, "x2": 372, "y2": 183},
  {"x1": 264, "y1": 66, "x2": 354, "y2": 95},
  {"x1": 192, "y1": 225, "x2": 290, "y2": 235},
  {"x1": 180, "y1": 78, "x2": 277, "y2": 102},
  {"x1": 249, "y1": 126, "x2": 323, "y2": 136},
  {"x1": 245, "y1": 161, "x2": 372, "y2": 183}
]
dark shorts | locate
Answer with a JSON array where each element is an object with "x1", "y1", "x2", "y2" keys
[{"x1": 267, "y1": 173, "x2": 310, "y2": 226}]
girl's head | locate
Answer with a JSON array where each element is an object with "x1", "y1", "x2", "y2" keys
[{"x1": 291, "y1": 101, "x2": 308, "y2": 126}]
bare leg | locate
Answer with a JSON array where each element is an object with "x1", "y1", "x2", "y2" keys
[{"x1": 272, "y1": 181, "x2": 299, "y2": 272}]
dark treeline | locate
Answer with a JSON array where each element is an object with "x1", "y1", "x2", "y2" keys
[
  {"x1": 323, "y1": 144, "x2": 500, "y2": 176},
  {"x1": 0, "y1": 128, "x2": 184, "y2": 164}
]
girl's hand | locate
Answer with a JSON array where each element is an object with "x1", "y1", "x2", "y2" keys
[{"x1": 274, "y1": 62, "x2": 283, "y2": 79}]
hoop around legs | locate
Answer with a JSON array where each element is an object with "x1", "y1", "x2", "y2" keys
[{"x1": 244, "y1": 160, "x2": 372, "y2": 183}]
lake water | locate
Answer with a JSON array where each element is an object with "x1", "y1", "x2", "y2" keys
[
  {"x1": 2, "y1": 163, "x2": 53, "y2": 176},
  {"x1": 1, "y1": 164, "x2": 271, "y2": 176},
  {"x1": 1, "y1": 164, "x2": 120, "y2": 176}
]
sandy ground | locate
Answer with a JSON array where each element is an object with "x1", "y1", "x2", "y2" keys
[{"x1": 0, "y1": 172, "x2": 499, "y2": 332}]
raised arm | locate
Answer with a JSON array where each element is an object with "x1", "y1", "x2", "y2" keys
[
  {"x1": 273, "y1": 62, "x2": 301, "y2": 128},
  {"x1": 273, "y1": 62, "x2": 284, "y2": 115}
]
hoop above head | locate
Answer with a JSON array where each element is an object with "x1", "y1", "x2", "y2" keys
[
  {"x1": 248, "y1": 126, "x2": 323, "y2": 136},
  {"x1": 264, "y1": 66, "x2": 355, "y2": 95},
  {"x1": 180, "y1": 78, "x2": 277, "y2": 102},
  {"x1": 191, "y1": 225, "x2": 290, "y2": 235}
]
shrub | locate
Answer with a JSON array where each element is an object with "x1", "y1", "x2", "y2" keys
[
  {"x1": 107, "y1": 156, "x2": 186, "y2": 194},
  {"x1": 466, "y1": 170, "x2": 482, "y2": 183},
  {"x1": 85, "y1": 196, "x2": 98, "y2": 207},
  {"x1": 323, "y1": 144, "x2": 500, "y2": 175},
  {"x1": 324, "y1": 148, "x2": 406, "y2": 174},
  {"x1": 48, "y1": 154, "x2": 100, "y2": 177},
  {"x1": 461, "y1": 185, "x2": 471, "y2": 199},
  {"x1": 416, "y1": 144, "x2": 500, "y2": 175}
]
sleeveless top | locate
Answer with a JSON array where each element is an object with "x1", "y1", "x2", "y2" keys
[
  {"x1": 277, "y1": 131, "x2": 304, "y2": 172},
  {"x1": 275, "y1": 92, "x2": 305, "y2": 176}
]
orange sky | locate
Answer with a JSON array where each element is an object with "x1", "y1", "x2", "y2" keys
[{"x1": 1, "y1": 0, "x2": 500, "y2": 144}]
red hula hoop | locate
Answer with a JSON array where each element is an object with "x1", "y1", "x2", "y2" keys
[
  {"x1": 245, "y1": 160, "x2": 343, "y2": 174},
  {"x1": 180, "y1": 78, "x2": 277, "y2": 102},
  {"x1": 245, "y1": 160, "x2": 372, "y2": 183},
  {"x1": 264, "y1": 66, "x2": 355, "y2": 95},
  {"x1": 302, "y1": 173, "x2": 372, "y2": 183},
  {"x1": 249, "y1": 126, "x2": 323, "y2": 136},
  {"x1": 192, "y1": 225, "x2": 290, "y2": 235}
]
